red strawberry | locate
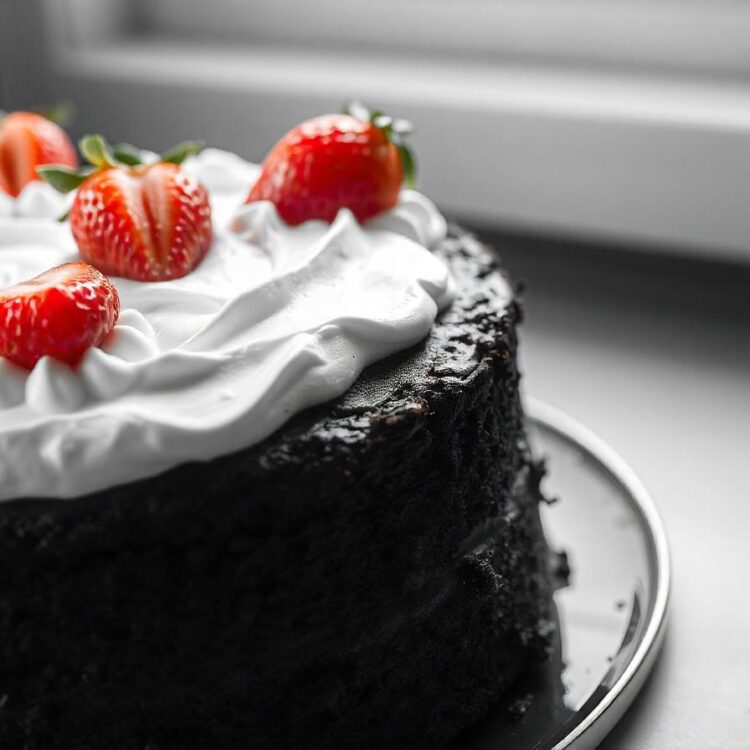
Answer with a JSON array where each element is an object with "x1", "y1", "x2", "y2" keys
[
  {"x1": 246, "y1": 102, "x2": 415, "y2": 225},
  {"x1": 39, "y1": 136, "x2": 212, "y2": 282},
  {"x1": 0, "y1": 111, "x2": 77, "y2": 198},
  {"x1": 0, "y1": 262, "x2": 120, "y2": 370}
]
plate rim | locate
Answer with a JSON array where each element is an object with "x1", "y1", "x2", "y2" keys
[{"x1": 525, "y1": 397, "x2": 671, "y2": 750}]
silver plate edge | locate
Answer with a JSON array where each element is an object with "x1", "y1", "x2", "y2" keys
[{"x1": 525, "y1": 397, "x2": 671, "y2": 750}]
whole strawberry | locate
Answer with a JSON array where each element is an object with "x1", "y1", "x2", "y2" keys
[
  {"x1": 0, "y1": 262, "x2": 120, "y2": 370},
  {"x1": 246, "y1": 102, "x2": 415, "y2": 225},
  {"x1": 0, "y1": 110, "x2": 77, "y2": 197},
  {"x1": 39, "y1": 136, "x2": 212, "y2": 282}
]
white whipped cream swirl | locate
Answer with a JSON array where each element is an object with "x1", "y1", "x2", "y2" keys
[
  {"x1": 0, "y1": 180, "x2": 74, "y2": 220},
  {"x1": 0, "y1": 149, "x2": 452, "y2": 500}
]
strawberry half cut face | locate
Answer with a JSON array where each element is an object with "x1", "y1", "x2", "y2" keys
[
  {"x1": 38, "y1": 135, "x2": 212, "y2": 283},
  {"x1": 71, "y1": 162, "x2": 212, "y2": 282},
  {"x1": 0, "y1": 262, "x2": 120, "y2": 370}
]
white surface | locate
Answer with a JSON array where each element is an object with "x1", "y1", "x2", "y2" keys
[{"x1": 516, "y1": 252, "x2": 750, "y2": 749}]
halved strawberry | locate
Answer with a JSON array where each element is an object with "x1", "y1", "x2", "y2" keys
[
  {"x1": 246, "y1": 102, "x2": 416, "y2": 225},
  {"x1": 0, "y1": 262, "x2": 120, "y2": 370},
  {"x1": 0, "y1": 111, "x2": 77, "y2": 198},
  {"x1": 39, "y1": 136, "x2": 212, "y2": 282}
]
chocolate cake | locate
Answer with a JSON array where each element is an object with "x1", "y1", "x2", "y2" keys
[
  {"x1": 0, "y1": 106, "x2": 555, "y2": 747},
  {"x1": 0, "y1": 226, "x2": 554, "y2": 749}
]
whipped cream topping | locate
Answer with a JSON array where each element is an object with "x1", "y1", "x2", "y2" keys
[
  {"x1": 0, "y1": 149, "x2": 452, "y2": 500},
  {"x1": 0, "y1": 180, "x2": 73, "y2": 220}
]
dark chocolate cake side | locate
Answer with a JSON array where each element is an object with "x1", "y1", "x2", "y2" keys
[{"x1": 0, "y1": 227, "x2": 555, "y2": 750}]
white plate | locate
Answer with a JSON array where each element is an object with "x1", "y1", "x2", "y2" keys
[{"x1": 453, "y1": 398, "x2": 670, "y2": 749}]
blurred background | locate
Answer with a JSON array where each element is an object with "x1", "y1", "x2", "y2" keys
[
  {"x1": 4, "y1": 0, "x2": 750, "y2": 255},
  {"x1": 2, "y1": 1, "x2": 749, "y2": 748}
]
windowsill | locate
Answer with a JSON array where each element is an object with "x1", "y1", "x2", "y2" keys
[
  {"x1": 49, "y1": 37, "x2": 750, "y2": 261},
  {"x1": 60, "y1": 39, "x2": 750, "y2": 125}
]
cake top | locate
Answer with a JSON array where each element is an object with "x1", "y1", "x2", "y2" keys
[{"x1": 0, "y1": 108, "x2": 453, "y2": 500}]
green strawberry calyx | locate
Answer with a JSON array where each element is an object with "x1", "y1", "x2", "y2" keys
[
  {"x1": 345, "y1": 101, "x2": 416, "y2": 189},
  {"x1": 37, "y1": 134, "x2": 205, "y2": 194},
  {"x1": 33, "y1": 102, "x2": 75, "y2": 127},
  {"x1": 0, "y1": 102, "x2": 73, "y2": 127}
]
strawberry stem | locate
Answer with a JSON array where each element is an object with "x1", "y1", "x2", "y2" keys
[{"x1": 345, "y1": 100, "x2": 417, "y2": 188}]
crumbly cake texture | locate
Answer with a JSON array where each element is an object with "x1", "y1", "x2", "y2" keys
[{"x1": 0, "y1": 227, "x2": 555, "y2": 749}]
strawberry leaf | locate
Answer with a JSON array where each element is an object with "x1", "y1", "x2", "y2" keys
[
  {"x1": 112, "y1": 142, "x2": 144, "y2": 166},
  {"x1": 33, "y1": 102, "x2": 74, "y2": 127},
  {"x1": 397, "y1": 144, "x2": 416, "y2": 189},
  {"x1": 391, "y1": 118, "x2": 413, "y2": 136},
  {"x1": 372, "y1": 114, "x2": 394, "y2": 131},
  {"x1": 344, "y1": 100, "x2": 417, "y2": 186},
  {"x1": 345, "y1": 100, "x2": 371, "y2": 122},
  {"x1": 161, "y1": 140, "x2": 204, "y2": 166},
  {"x1": 79, "y1": 134, "x2": 120, "y2": 169},
  {"x1": 36, "y1": 165, "x2": 94, "y2": 194}
]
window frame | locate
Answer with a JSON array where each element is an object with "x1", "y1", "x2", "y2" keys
[
  {"x1": 132, "y1": 0, "x2": 750, "y2": 77},
  {"x1": 4, "y1": 0, "x2": 750, "y2": 259}
]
